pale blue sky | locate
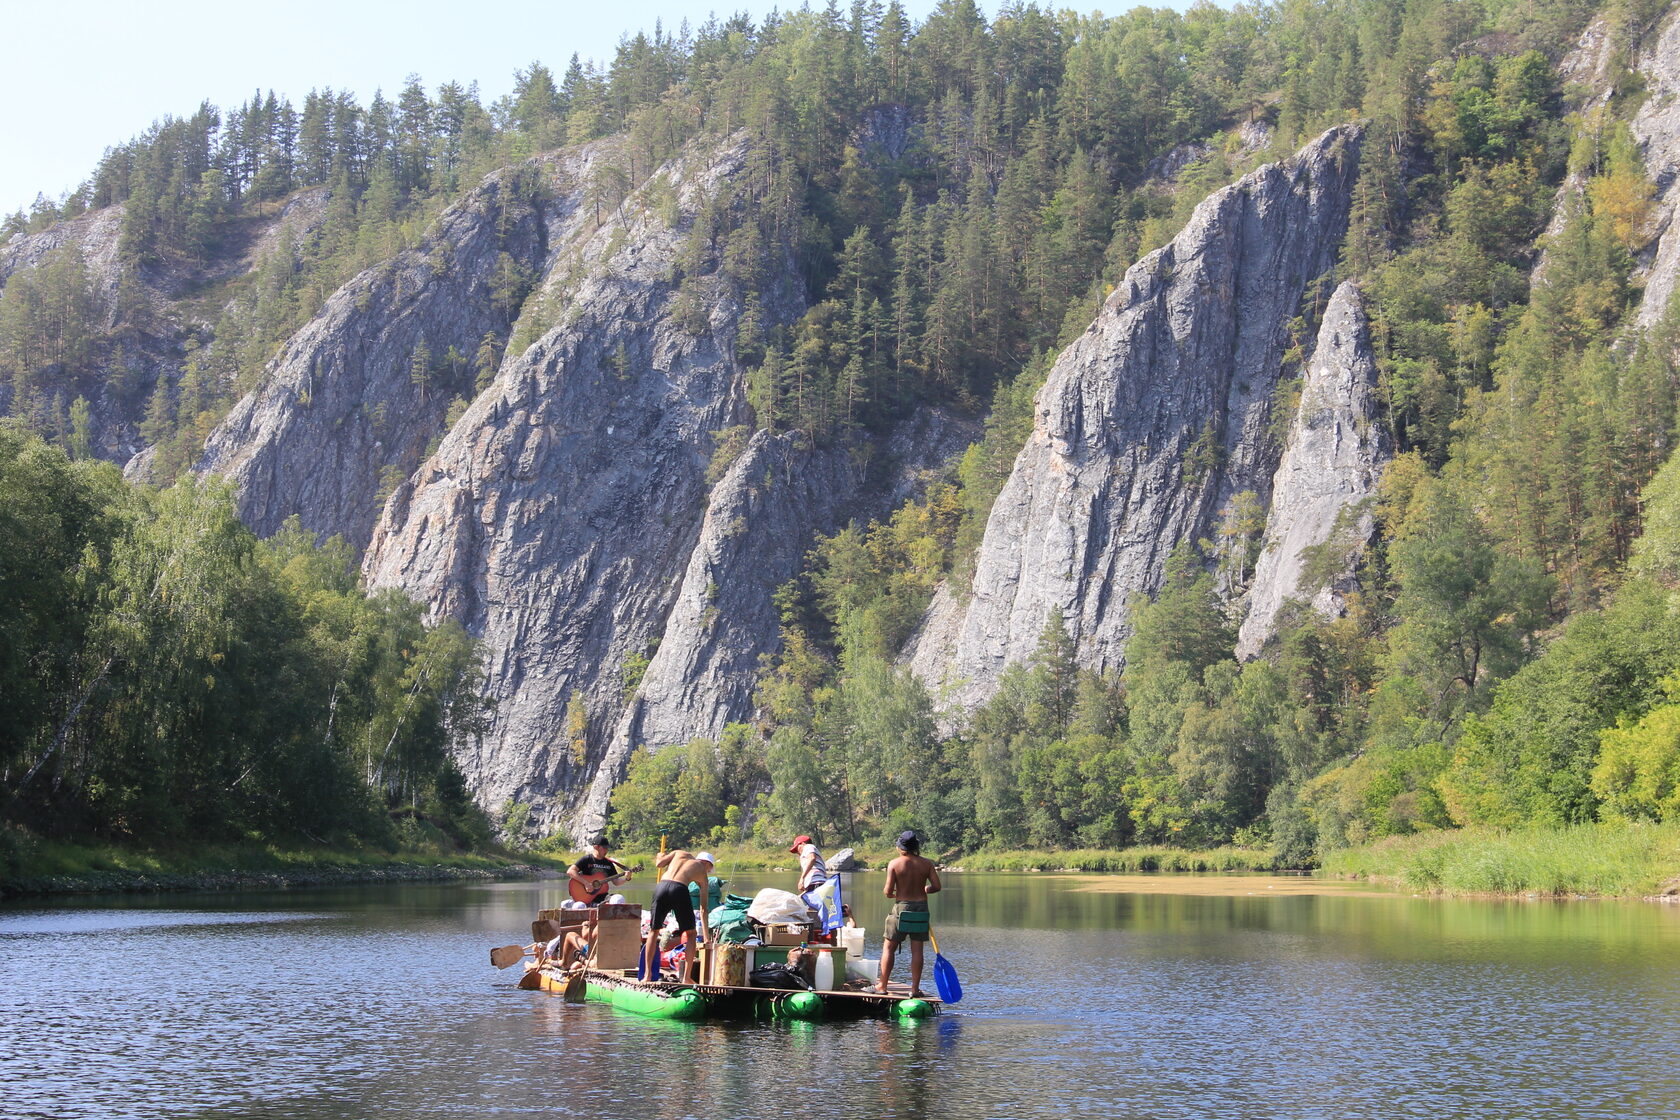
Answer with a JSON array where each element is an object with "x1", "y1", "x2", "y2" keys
[{"x1": 5, "y1": 0, "x2": 971, "y2": 218}]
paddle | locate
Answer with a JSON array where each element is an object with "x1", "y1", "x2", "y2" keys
[
  {"x1": 490, "y1": 944, "x2": 528, "y2": 969},
  {"x1": 927, "y1": 930, "x2": 962, "y2": 1003}
]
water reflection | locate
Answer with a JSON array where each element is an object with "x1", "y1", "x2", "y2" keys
[{"x1": 4, "y1": 874, "x2": 1680, "y2": 1119}]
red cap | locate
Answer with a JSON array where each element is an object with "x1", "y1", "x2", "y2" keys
[{"x1": 788, "y1": 834, "x2": 813, "y2": 854}]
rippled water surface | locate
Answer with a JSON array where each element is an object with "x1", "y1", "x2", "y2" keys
[{"x1": 5, "y1": 872, "x2": 1680, "y2": 1119}]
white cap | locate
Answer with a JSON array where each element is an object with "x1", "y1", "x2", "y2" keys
[
  {"x1": 607, "y1": 894, "x2": 627, "y2": 905},
  {"x1": 695, "y1": 852, "x2": 714, "y2": 865}
]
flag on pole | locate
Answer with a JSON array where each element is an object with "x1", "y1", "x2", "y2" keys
[{"x1": 805, "y1": 872, "x2": 844, "y2": 934}]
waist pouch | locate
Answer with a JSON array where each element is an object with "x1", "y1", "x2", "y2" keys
[{"x1": 893, "y1": 907, "x2": 930, "y2": 933}]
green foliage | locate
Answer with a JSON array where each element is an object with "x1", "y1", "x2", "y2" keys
[
  {"x1": 608, "y1": 724, "x2": 769, "y2": 849},
  {"x1": 1592, "y1": 676, "x2": 1680, "y2": 823},
  {"x1": 1383, "y1": 476, "x2": 1551, "y2": 714},
  {"x1": 0, "y1": 430, "x2": 491, "y2": 850},
  {"x1": 1441, "y1": 577, "x2": 1680, "y2": 827}
]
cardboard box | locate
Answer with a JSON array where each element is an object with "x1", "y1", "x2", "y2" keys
[
  {"x1": 764, "y1": 923, "x2": 806, "y2": 946},
  {"x1": 594, "y1": 903, "x2": 642, "y2": 921},
  {"x1": 590, "y1": 917, "x2": 644, "y2": 971}
]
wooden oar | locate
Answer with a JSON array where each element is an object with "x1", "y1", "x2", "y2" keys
[
  {"x1": 491, "y1": 944, "x2": 528, "y2": 969},
  {"x1": 928, "y1": 930, "x2": 962, "y2": 1003}
]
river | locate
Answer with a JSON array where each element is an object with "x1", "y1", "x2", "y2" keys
[{"x1": 4, "y1": 870, "x2": 1679, "y2": 1119}]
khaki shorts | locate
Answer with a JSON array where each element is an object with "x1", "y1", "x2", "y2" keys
[{"x1": 884, "y1": 900, "x2": 930, "y2": 944}]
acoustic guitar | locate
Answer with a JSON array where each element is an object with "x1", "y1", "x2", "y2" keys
[{"x1": 568, "y1": 863, "x2": 642, "y2": 905}]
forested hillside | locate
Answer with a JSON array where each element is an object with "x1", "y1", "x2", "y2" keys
[{"x1": 6, "y1": 0, "x2": 1680, "y2": 866}]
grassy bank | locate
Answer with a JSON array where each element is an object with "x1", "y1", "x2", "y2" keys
[
  {"x1": 1320, "y1": 823, "x2": 1680, "y2": 898},
  {"x1": 639, "y1": 831, "x2": 1678, "y2": 900},
  {"x1": 946, "y1": 847, "x2": 1282, "y2": 873},
  {"x1": 1, "y1": 828, "x2": 566, "y2": 898}
]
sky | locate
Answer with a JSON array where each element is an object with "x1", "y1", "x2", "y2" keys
[{"x1": 1, "y1": 0, "x2": 954, "y2": 219}]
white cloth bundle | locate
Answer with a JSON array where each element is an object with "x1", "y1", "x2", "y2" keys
[{"x1": 746, "y1": 887, "x2": 811, "y2": 924}]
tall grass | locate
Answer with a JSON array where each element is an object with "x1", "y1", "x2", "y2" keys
[
  {"x1": 1321, "y1": 823, "x2": 1680, "y2": 897},
  {"x1": 951, "y1": 847, "x2": 1282, "y2": 873}
]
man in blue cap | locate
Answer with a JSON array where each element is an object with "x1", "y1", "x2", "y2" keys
[{"x1": 875, "y1": 830, "x2": 940, "y2": 996}]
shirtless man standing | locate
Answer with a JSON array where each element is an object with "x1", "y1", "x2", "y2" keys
[
  {"x1": 876, "y1": 830, "x2": 941, "y2": 996},
  {"x1": 642, "y1": 849, "x2": 713, "y2": 984}
]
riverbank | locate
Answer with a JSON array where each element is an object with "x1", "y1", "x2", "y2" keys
[
  {"x1": 590, "y1": 842, "x2": 1283, "y2": 876},
  {"x1": 659, "y1": 830, "x2": 1679, "y2": 901},
  {"x1": 1320, "y1": 822, "x2": 1680, "y2": 899},
  {"x1": 0, "y1": 831, "x2": 566, "y2": 899},
  {"x1": 16, "y1": 825, "x2": 1674, "y2": 901}
]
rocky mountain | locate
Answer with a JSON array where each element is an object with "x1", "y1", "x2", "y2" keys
[
  {"x1": 351, "y1": 135, "x2": 968, "y2": 837},
  {"x1": 908, "y1": 124, "x2": 1365, "y2": 710},
  {"x1": 1236, "y1": 281, "x2": 1389, "y2": 659},
  {"x1": 19, "y1": 4, "x2": 1677, "y2": 845},
  {"x1": 1631, "y1": 8, "x2": 1680, "y2": 329},
  {"x1": 196, "y1": 161, "x2": 550, "y2": 550}
]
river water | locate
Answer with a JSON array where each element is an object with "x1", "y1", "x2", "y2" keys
[{"x1": 4, "y1": 870, "x2": 1679, "y2": 1119}]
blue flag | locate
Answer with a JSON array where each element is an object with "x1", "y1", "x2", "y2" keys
[{"x1": 805, "y1": 873, "x2": 844, "y2": 934}]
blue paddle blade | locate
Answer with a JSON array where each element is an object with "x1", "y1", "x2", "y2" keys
[{"x1": 933, "y1": 952, "x2": 962, "y2": 1003}]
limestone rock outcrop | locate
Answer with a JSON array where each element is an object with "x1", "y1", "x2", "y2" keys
[
  {"x1": 197, "y1": 162, "x2": 552, "y2": 549},
  {"x1": 360, "y1": 139, "x2": 764, "y2": 836},
  {"x1": 1632, "y1": 7, "x2": 1680, "y2": 329},
  {"x1": 909, "y1": 123, "x2": 1363, "y2": 711},
  {"x1": 1236, "y1": 281, "x2": 1388, "y2": 658},
  {"x1": 1, "y1": 207, "x2": 127, "y2": 317}
]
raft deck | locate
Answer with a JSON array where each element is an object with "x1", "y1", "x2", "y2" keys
[{"x1": 524, "y1": 965, "x2": 940, "y2": 1021}]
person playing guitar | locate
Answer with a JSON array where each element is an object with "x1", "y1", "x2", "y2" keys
[{"x1": 568, "y1": 834, "x2": 638, "y2": 905}]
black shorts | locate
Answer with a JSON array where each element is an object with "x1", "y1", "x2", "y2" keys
[{"x1": 651, "y1": 879, "x2": 696, "y2": 933}]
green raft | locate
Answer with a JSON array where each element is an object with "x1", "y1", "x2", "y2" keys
[
  {"x1": 585, "y1": 973, "x2": 709, "y2": 1020},
  {"x1": 565, "y1": 968, "x2": 937, "y2": 1022}
]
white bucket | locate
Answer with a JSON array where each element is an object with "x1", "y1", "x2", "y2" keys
[{"x1": 837, "y1": 926, "x2": 864, "y2": 958}]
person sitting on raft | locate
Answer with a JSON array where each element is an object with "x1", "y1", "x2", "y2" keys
[
  {"x1": 642, "y1": 849, "x2": 713, "y2": 984},
  {"x1": 876, "y1": 830, "x2": 941, "y2": 997}
]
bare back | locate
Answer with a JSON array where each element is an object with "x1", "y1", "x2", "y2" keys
[
  {"x1": 883, "y1": 853, "x2": 940, "y2": 901},
  {"x1": 657, "y1": 850, "x2": 710, "y2": 887}
]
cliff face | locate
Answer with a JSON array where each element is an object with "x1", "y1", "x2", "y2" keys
[
  {"x1": 1632, "y1": 7, "x2": 1680, "y2": 329},
  {"x1": 572, "y1": 407, "x2": 975, "y2": 838},
  {"x1": 1, "y1": 191, "x2": 331, "y2": 465},
  {"x1": 1236, "y1": 281, "x2": 1389, "y2": 658},
  {"x1": 195, "y1": 164, "x2": 552, "y2": 550},
  {"x1": 360, "y1": 136, "x2": 815, "y2": 837},
  {"x1": 0, "y1": 207, "x2": 127, "y2": 317},
  {"x1": 910, "y1": 124, "x2": 1363, "y2": 710}
]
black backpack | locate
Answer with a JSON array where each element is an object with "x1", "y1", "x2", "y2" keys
[{"x1": 749, "y1": 963, "x2": 812, "y2": 990}]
